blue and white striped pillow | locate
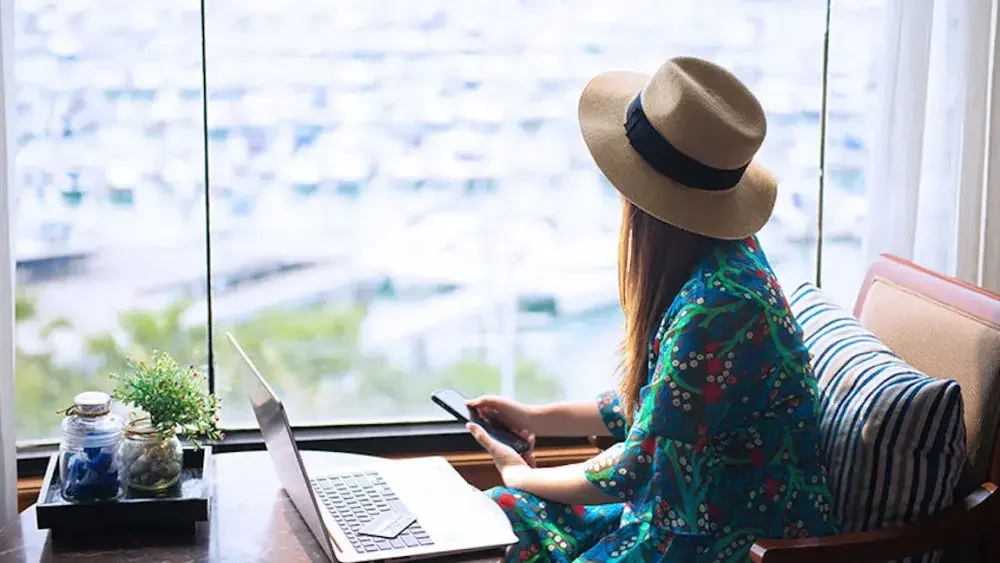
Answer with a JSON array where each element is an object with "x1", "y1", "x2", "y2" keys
[{"x1": 790, "y1": 283, "x2": 966, "y2": 561}]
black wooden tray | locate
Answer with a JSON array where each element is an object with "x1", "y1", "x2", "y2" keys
[{"x1": 35, "y1": 446, "x2": 212, "y2": 540}]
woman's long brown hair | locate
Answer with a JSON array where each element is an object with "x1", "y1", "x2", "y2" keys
[{"x1": 617, "y1": 199, "x2": 706, "y2": 422}]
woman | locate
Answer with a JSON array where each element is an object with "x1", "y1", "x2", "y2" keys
[{"x1": 465, "y1": 56, "x2": 839, "y2": 561}]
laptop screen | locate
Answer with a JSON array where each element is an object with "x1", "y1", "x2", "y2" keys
[{"x1": 226, "y1": 332, "x2": 338, "y2": 562}]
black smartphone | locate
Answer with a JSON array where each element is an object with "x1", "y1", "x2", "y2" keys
[{"x1": 431, "y1": 388, "x2": 531, "y2": 454}]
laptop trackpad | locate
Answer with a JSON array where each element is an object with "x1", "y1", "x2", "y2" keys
[{"x1": 358, "y1": 510, "x2": 417, "y2": 539}]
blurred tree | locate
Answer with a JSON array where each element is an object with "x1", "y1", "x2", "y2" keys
[
  {"x1": 14, "y1": 295, "x2": 563, "y2": 438},
  {"x1": 212, "y1": 302, "x2": 563, "y2": 421},
  {"x1": 212, "y1": 303, "x2": 370, "y2": 417},
  {"x1": 430, "y1": 354, "x2": 562, "y2": 405},
  {"x1": 14, "y1": 291, "x2": 35, "y2": 321},
  {"x1": 85, "y1": 299, "x2": 208, "y2": 376},
  {"x1": 13, "y1": 292, "x2": 82, "y2": 439}
]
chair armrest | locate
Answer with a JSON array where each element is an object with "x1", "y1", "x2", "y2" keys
[{"x1": 750, "y1": 483, "x2": 998, "y2": 563}]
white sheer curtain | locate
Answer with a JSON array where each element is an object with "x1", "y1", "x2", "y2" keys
[
  {"x1": 0, "y1": 0, "x2": 16, "y2": 526},
  {"x1": 863, "y1": 0, "x2": 1000, "y2": 290}
]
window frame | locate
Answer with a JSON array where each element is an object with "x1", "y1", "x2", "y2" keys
[
  {"x1": 15, "y1": 423, "x2": 591, "y2": 478},
  {"x1": 7, "y1": 0, "x2": 839, "y2": 480}
]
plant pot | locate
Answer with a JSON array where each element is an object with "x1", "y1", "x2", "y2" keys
[{"x1": 119, "y1": 418, "x2": 183, "y2": 493}]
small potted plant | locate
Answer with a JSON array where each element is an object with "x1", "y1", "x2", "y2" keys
[{"x1": 110, "y1": 350, "x2": 223, "y2": 493}]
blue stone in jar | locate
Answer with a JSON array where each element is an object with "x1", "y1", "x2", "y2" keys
[{"x1": 59, "y1": 391, "x2": 124, "y2": 502}]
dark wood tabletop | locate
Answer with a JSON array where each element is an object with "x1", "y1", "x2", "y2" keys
[{"x1": 0, "y1": 450, "x2": 507, "y2": 562}]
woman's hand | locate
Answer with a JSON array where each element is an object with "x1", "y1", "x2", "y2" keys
[
  {"x1": 466, "y1": 422, "x2": 532, "y2": 488},
  {"x1": 467, "y1": 395, "x2": 538, "y2": 465},
  {"x1": 467, "y1": 395, "x2": 537, "y2": 433},
  {"x1": 469, "y1": 422, "x2": 621, "y2": 505}
]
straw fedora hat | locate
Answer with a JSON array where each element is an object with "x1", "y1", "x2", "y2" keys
[{"x1": 579, "y1": 56, "x2": 776, "y2": 240}]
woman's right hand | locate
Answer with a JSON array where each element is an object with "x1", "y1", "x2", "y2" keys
[{"x1": 467, "y1": 395, "x2": 539, "y2": 466}]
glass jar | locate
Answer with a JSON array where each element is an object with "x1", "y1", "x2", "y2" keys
[
  {"x1": 120, "y1": 417, "x2": 183, "y2": 493},
  {"x1": 59, "y1": 391, "x2": 124, "y2": 502}
]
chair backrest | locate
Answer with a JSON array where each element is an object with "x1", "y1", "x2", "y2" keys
[{"x1": 853, "y1": 254, "x2": 1000, "y2": 486}]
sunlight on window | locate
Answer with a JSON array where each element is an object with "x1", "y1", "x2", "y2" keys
[{"x1": 11, "y1": 0, "x2": 884, "y2": 439}]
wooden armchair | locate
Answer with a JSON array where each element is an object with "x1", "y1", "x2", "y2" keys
[{"x1": 590, "y1": 255, "x2": 1000, "y2": 562}]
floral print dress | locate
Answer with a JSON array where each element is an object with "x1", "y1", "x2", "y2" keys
[{"x1": 487, "y1": 236, "x2": 839, "y2": 562}]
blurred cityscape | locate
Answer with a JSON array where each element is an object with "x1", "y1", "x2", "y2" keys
[{"x1": 11, "y1": 0, "x2": 884, "y2": 440}]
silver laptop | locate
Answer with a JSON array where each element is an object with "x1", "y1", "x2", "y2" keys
[{"x1": 228, "y1": 332, "x2": 517, "y2": 562}]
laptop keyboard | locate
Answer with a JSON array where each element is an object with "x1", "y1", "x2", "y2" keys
[{"x1": 310, "y1": 471, "x2": 435, "y2": 554}]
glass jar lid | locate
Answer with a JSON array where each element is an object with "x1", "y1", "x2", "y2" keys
[{"x1": 71, "y1": 391, "x2": 112, "y2": 417}]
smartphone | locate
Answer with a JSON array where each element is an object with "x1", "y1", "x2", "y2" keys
[{"x1": 431, "y1": 388, "x2": 531, "y2": 454}]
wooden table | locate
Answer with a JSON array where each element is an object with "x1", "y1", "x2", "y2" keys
[{"x1": 0, "y1": 450, "x2": 507, "y2": 562}]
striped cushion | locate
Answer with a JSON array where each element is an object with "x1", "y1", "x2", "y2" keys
[{"x1": 789, "y1": 283, "x2": 966, "y2": 561}]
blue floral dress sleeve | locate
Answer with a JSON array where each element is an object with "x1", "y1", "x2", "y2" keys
[
  {"x1": 596, "y1": 389, "x2": 628, "y2": 441},
  {"x1": 583, "y1": 293, "x2": 758, "y2": 507}
]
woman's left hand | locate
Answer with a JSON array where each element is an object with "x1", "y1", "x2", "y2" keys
[{"x1": 466, "y1": 423, "x2": 532, "y2": 488}]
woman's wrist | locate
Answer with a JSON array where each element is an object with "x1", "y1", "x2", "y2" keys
[{"x1": 500, "y1": 463, "x2": 533, "y2": 490}]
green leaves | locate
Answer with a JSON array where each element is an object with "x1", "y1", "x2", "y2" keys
[
  {"x1": 17, "y1": 289, "x2": 566, "y2": 436},
  {"x1": 109, "y1": 350, "x2": 223, "y2": 445},
  {"x1": 14, "y1": 291, "x2": 37, "y2": 323}
]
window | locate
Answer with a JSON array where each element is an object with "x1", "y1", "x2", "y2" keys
[
  {"x1": 11, "y1": 0, "x2": 885, "y2": 442},
  {"x1": 12, "y1": 0, "x2": 208, "y2": 441},
  {"x1": 821, "y1": 0, "x2": 886, "y2": 307}
]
